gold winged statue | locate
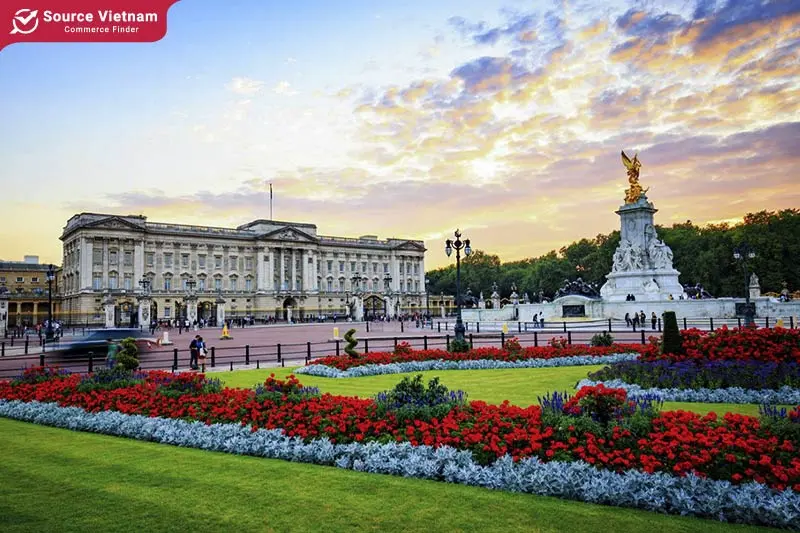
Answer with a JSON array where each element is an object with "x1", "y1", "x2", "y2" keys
[{"x1": 621, "y1": 150, "x2": 649, "y2": 204}]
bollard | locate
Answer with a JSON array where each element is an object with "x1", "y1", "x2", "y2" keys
[
  {"x1": 9, "y1": 337, "x2": 13, "y2": 347},
  {"x1": 534, "y1": 331, "x2": 538, "y2": 347},
  {"x1": 173, "y1": 348, "x2": 178, "y2": 371},
  {"x1": 366, "y1": 322, "x2": 370, "y2": 333},
  {"x1": 737, "y1": 317, "x2": 742, "y2": 328},
  {"x1": 88, "y1": 352, "x2": 94, "y2": 373},
  {"x1": 39, "y1": 353, "x2": 45, "y2": 366},
  {"x1": 211, "y1": 346, "x2": 216, "y2": 368},
  {"x1": 446, "y1": 334, "x2": 450, "y2": 349},
  {"x1": 364, "y1": 339, "x2": 369, "y2": 353},
  {"x1": 766, "y1": 316, "x2": 770, "y2": 328},
  {"x1": 518, "y1": 322, "x2": 521, "y2": 333},
  {"x1": 658, "y1": 318, "x2": 662, "y2": 332},
  {"x1": 468, "y1": 333, "x2": 473, "y2": 349},
  {"x1": 245, "y1": 345, "x2": 250, "y2": 365},
  {"x1": 710, "y1": 318, "x2": 714, "y2": 331},
  {"x1": 608, "y1": 318, "x2": 612, "y2": 333},
  {"x1": 562, "y1": 322, "x2": 567, "y2": 333},
  {"x1": 277, "y1": 343, "x2": 282, "y2": 363},
  {"x1": 394, "y1": 337, "x2": 398, "y2": 349},
  {"x1": 683, "y1": 317, "x2": 687, "y2": 330},
  {"x1": 641, "y1": 330, "x2": 646, "y2": 344},
  {"x1": 437, "y1": 322, "x2": 441, "y2": 333},
  {"x1": 791, "y1": 316, "x2": 795, "y2": 329},
  {"x1": 1, "y1": 342, "x2": 4, "y2": 357},
  {"x1": 476, "y1": 323, "x2": 480, "y2": 334},
  {"x1": 230, "y1": 361, "x2": 234, "y2": 371},
  {"x1": 25, "y1": 337, "x2": 29, "y2": 355},
  {"x1": 401, "y1": 321, "x2": 404, "y2": 333},
  {"x1": 335, "y1": 340, "x2": 340, "y2": 357},
  {"x1": 306, "y1": 341, "x2": 311, "y2": 363},
  {"x1": 423, "y1": 336, "x2": 428, "y2": 350},
  {"x1": 257, "y1": 360, "x2": 260, "y2": 370},
  {"x1": 567, "y1": 331, "x2": 572, "y2": 345},
  {"x1": 500, "y1": 332, "x2": 505, "y2": 348}
]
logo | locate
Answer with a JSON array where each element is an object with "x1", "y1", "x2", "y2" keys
[{"x1": 10, "y1": 8, "x2": 39, "y2": 35}]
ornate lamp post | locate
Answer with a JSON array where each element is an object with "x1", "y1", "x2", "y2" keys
[
  {"x1": 445, "y1": 229, "x2": 471, "y2": 343},
  {"x1": 425, "y1": 277, "x2": 431, "y2": 321},
  {"x1": 733, "y1": 243, "x2": 756, "y2": 327},
  {"x1": 45, "y1": 264, "x2": 55, "y2": 343}
]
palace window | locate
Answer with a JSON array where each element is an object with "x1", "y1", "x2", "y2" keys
[
  {"x1": 415, "y1": 281, "x2": 420, "y2": 292},
  {"x1": 230, "y1": 277, "x2": 238, "y2": 291},
  {"x1": 230, "y1": 256, "x2": 238, "y2": 270},
  {"x1": 245, "y1": 257, "x2": 253, "y2": 271},
  {"x1": 109, "y1": 251, "x2": 118, "y2": 265},
  {"x1": 182, "y1": 254, "x2": 189, "y2": 268},
  {"x1": 164, "y1": 253, "x2": 173, "y2": 268},
  {"x1": 164, "y1": 277, "x2": 172, "y2": 291},
  {"x1": 383, "y1": 263, "x2": 388, "y2": 273},
  {"x1": 93, "y1": 249, "x2": 103, "y2": 265},
  {"x1": 198, "y1": 278, "x2": 206, "y2": 291},
  {"x1": 414, "y1": 263, "x2": 419, "y2": 275},
  {"x1": 373, "y1": 263, "x2": 378, "y2": 273},
  {"x1": 350, "y1": 261, "x2": 356, "y2": 272},
  {"x1": 399, "y1": 263, "x2": 404, "y2": 274},
  {"x1": 92, "y1": 275, "x2": 102, "y2": 290},
  {"x1": 31, "y1": 277, "x2": 39, "y2": 283},
  {"x1": 146, "y1": 252, "x2": 154, "y2": 267},
  {"x1": 339, "y1": 261, "x2": 344, "y2": 272},
  {"x1": 214, "y1": 278, "x2": 222, "y2": 290},
  {"x1": 215, "y1": 256, "x2": 222, "y2": 269},
  {"x1": 327, "y1": 260, "x2": 333, "y2": 272},
  {"x1": 198, "y1": 255, "x2": 206, "y2": 268},
  {"x1": 109, "y1": 274, "x2": 118, "y2": 290},
  {"x1": 361, "y1": 262, "x2": 367, "y2": 272},
  {"x1": 124, "y1": 274, "x2": 132, "y2": 290},
  {"x1": 295, "y1": 279, "x2": 301, "y2": 290},
  {"x1": 164, "y1": 307, "x2": 171, "y2": 317},
  {"x1": 16, "y1": 277, "x2": 23, "y2": 283},
  {"x1": 124, "y1": 251, "x2": 133, "y2": 266},
  {"x1": 327, "y1": 279, "x2": 332, "y2": 292},
  {"x1": 245, "y1": 278, "x2": 252, "y2": 291},
  {"x1": 399, "y1": 281, "x2": 404, "y2": 292}
]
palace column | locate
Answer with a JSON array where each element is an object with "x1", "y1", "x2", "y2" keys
[
  {"x1": 80, "y1": 237, "x2": 93, "y2": 291},
  {"x1": 102, "y1": 238, "x2": 109, "y2": 289},
  {"x1": 279, "y1": 249, "x2": 285, "y2": 291},
  {"x1": 256, "y1": 247, "x2": 266, "y2": 291},
  {"x1": 267, "y1": 249, "x2": 275, "y2": 291},
  {"x1": 134, "y1": 239, "x2": 144, "y2": 284}
]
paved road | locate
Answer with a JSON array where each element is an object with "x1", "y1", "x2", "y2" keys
[{"x1": 0, "y1": 321, "x2": 661, "y2": 378}]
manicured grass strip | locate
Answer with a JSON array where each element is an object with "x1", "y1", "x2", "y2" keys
[
  {"x1": 0, "y1": 418, "x2": 779, "y2": 533},
  {"x1": 216, "y1": 366, "x2": 769, "y2": 417}
]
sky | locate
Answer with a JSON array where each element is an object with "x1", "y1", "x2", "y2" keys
[{"x1": 0, "y1": 0, "x2": 798, "y2": 270}]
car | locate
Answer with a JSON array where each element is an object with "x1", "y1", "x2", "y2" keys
[{"x1": 55, "y1": 328, "x2": 156, "y2": 356}]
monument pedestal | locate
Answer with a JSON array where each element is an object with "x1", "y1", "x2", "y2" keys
[{"x1": 600, "y1": 195, "x2": 686, "y2": 302}]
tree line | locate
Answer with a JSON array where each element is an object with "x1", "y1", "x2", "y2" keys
[{"x1": 425, "y1": 209, "x2": 800, "y2": 301}]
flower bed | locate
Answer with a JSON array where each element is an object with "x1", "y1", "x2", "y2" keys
[
  {"x1": 2, "y1": 399, "x2": 799, "y2": 529},
  {"x1": 2, "y1": 368, "x2": 798, "y2": 493},
  {"x1": 587, "y1": 359, "x2": 800, "y2": 391},
  {"x1": 310, "y1": 342, "x2": 647, "y2": 371},
  {"x1": 577, "y1": 379, "x2": 800, "y2": 405},
  {"x1": 640, "y1": 327, "x2": 800, "y2": 363},
  {"x1": 298, "y1": 353, "x2": 640, "y2": 378}
]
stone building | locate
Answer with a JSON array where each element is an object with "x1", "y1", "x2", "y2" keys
[
  {"x1": 0, "y1": 256, "x2": 61, "y2": 328},
  {"x1": 58, "y1": 213, "x2": 427, "y2": 326}
]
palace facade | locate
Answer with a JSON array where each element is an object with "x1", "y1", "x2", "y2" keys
[
  {"x1": 0, "y1": 256, "x2": 61, "y2": 328},
  {"x1": 59, "y1": 213, "x2": 427, "y2": 326}
]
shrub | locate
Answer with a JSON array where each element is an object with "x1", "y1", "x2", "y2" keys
[
  {"x1": 393, "y1": 341, "x2": 413, "y2": 355},
  {"x1": 76, "y1": 367, "x2": 147, "y2": 392},
  {"x1": 374, "y1": 374, "x2": 467, "y2": 423},
  {"x1": 503, "y1": 336, "x2": 523, "y2": 356},
  {"x1": 590, "y1": 332, "x2": 615, "y2": 347},
  {"x1": 448, "y1": 338, "x2": 470, "y2": 353},
  {"x1": 344, "y1": 329, "x2": 359, "y2": 358},
  {"x1": 549, "y1": 336, "x2": 568, "y2": 349},
  {"x1": 661, "y1": 311, "x2": 683, "y2": 355},
  {"x1": 115, "y1": 337, "x2": 140, "y2": 370},
  {"x1": 155, "y1": 372, "x2": 223, "y2": 398},
  {"x1": 254, "y1": 374, "x2": 320, "y2": 403}
]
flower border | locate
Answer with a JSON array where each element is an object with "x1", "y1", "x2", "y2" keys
[
  {"x1": 1, "y1": 399, "x2": 798, "y2": 530},
  {"x1": 577, "y1": 379, "x2": 800, "y2": 404},
  {"x1": 297, "y1": 353, "x2": 640, "y2": 378}
]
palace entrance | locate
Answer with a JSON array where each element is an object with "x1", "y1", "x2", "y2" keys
[
  {"x1": 363, "y1": 294, "x2": 385, "y2": 319},
  {"x1": 282, "y1": 296, "x2": 298, "y2": 322}
]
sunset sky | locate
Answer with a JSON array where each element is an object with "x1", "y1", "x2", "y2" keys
[{"x1": 0, "y1": 0, "x2": 798, "y2": 270}]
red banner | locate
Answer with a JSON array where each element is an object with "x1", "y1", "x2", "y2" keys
[{"x1": 1, "y1": 0, "x2": 180, "y2": 51}]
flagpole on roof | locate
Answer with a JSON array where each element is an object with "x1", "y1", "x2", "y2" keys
[{"x1": 270, "y1": 182, "x2": 273, "y2": 220}]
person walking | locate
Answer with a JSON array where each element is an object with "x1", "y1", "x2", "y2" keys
[
  {"x1": 625, "y1": 312, "x2": 631, "y2": 327},
  {"x1": 105, "y1": 338, "x2": 119, "y2": 369},
  {"x1": 651, "y1": 312, "x2": 658, "y2": 330},
  {"x1": 197, "y1": 335, "x2": 207, "y2": 371},
  {"x1": 639, "y1": 311, "x2": 646, "y2": 327},
  {"x1": 189, "y1": 335, "x2": 200, "y2": 370}
]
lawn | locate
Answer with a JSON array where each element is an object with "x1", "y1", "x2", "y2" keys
[
  {"x1": 0, "y1": 417, "x2": 780, "y2": 533},
  {"x1": 215, "y1": 366, "x2": 771, "y2": 417}
]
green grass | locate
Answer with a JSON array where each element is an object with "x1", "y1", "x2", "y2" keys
[
  {"x1": 0, "y1": 418, "x2": 780, "y2": 533},
  {"x1": 217, "y1": 366, "x2": 769, "y2": 417}
]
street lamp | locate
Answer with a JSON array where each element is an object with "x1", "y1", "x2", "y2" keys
[
  {"x1": 425, "y1": 277, "x2": 430, "y2": 321},
  {"x1": 186, "y1": 276, "x2": 197, "y2": 295},
  {"x1": 351, "y1": 272, "x2": 363, "y2": 295},
  {"x1": 45, "y1": 264, "x2": 55, "y2": 343},
  {"x1": 445, "y1": 229, "x2": 472, "y2": 343},
  {"x1": 733, "y1": 243, "x2": 756, "y2": 327},
  {"x1": 138, "y1": 277, "x2": 151, "y2": 295}
]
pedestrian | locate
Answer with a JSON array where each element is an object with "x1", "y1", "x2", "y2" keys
[
  {"x1": 189, "y1": 335, "x2": 200, "y2": 370},
  {"x1": 632, "y1": 313, "x2": 639, "y2": 329},
  {"x1": 625, "y1": 312, "x2": 631, "y2": 327},
  {"x1": 197, "y1": 336, "x2": 207, "y2": 371},
  {"x1": 106, "y1": 338, "x2": 119, "y2": 369},
  {"x1": 639, "y1": 311, "x2": 646, "y2": 326},
  {"x1": 532, "y1": 313, "x2": 539, "y2": 328},
  {"x1": 651, "y1": 312, "x2": 657, "y2": 330}
]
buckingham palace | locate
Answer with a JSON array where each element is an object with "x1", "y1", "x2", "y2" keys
[{"x1": 58, "y1": 213, "x2": 427, "y2": 326}]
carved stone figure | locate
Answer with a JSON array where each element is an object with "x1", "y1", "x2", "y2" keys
[{"x1": 648, "y1": 239, "x2": 674, "y2": 270}]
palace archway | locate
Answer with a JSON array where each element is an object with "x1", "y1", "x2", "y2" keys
[{"x1": 363, "y1": 294, "x2": 385, "y2": 319}]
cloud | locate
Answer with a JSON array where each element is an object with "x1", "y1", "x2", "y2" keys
[
  {"x1": 272, "y1": 81, "x2": 298, "y2": 96},
  {"x1": 225, "y1": 77, "x2": 265, "y2": 95}
]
